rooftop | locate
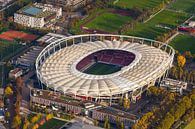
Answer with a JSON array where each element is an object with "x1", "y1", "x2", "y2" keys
[{"x1": 23, "y1": 6, "x2": 42, "y2": 16}]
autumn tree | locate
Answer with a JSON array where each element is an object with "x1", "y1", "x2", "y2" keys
[
  {"x1": 177, "y1": 55, "x2": 186, "y2": 67},
  {"x1": 23, "y1": 117, "x2": 30, "y2": 129},
  {"x1": 12, "y1": 115, "x2": 22, "y2": 129},
  {"x1": 5, "y1": 111, "x2": 10, "y2": 119},
  {"x1": 121, "y1": 122, "x2": 124, "y2": 129},
  {"x1": 157, "y1": 112, "x2": 174, "y2": 129},
  {"x1": 46, "y1": 113, "x2": 53, "y2": 121},
  {"x1": 94, "y1": 119, "x2": 99, "y2": 126},
  {"x1": 123, "y1": 97, "x2": 130, "y2": 110},
  {"x1": 5, "y1": 85, "x2": 13, "y2": 97},
  {"x1": 104, "y1": 116, "x2": 110, "y2": 129}
]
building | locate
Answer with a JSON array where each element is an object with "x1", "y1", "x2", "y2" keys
[
  {"x1": 65, "y1": 122, "x2": 103, "y2": 129},
  {"x1": 43, "y1": 0, "x2": 92, "y2": 11},
  {"x1": 9, "y1": 68, "x2": 23, "y2": 79},
  {"x1": 188, "y1": 21, "x2": 195, "y2": 27},
  {"x1": 16, "y1": 46, "x2": 43, "y2": 67},
  {"x1": 0, "y1": 0, "x2": 12, "y2": 8},
  {"x1": 160, "y1": 78, "x2": 187, "y2": 95},
  {"x1": 14, "y1": 3, "x2": 62, "y2": 28},
  {"x1": 30, "y1": 89, "x2": 138, "y2": 126},
  {"x1": 92, "y1": 107, "x2": 137, "y2": 125},
  {"x1": 36, "y1": 33, "x2": 67, "y2": 44},
  {"x1": 36, "y1": 34, "x2": 175, "y2": 102}
]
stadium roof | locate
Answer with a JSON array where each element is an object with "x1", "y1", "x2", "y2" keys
[{"x1": 36, "y1": 34, "x2": 174, "y2": 98}]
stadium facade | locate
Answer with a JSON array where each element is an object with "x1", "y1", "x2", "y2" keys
[{"x1": 36, "y1": 34, "x2": 175, "y2": 102}]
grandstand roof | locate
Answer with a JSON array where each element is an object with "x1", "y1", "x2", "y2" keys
[{"x1": 36, "y1": 34, "x2": 174, "y2": 98}]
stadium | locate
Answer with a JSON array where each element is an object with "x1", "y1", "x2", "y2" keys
[{"x1": 36, "y1": 34, "x2": 175, "y2": 102}]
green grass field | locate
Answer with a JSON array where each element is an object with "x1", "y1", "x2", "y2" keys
[
  {"x1": 84, "y1": 62, "x2": 121, "y2": 75},
  {"x1": 38, "y1": 119, "x2": 66, "y2": 129},
  {"x1": 125, "y1": 9, "x2": 189, "y2": 39},
  {"x1": 0, "y1": 40, "x2": 24, "y2": 87},
  {"x1": 85, "y1": 12, "x2": 132, "y2": 33},
  {"x1": 112, "y1": 0, "x2": 164, "y2": 9},
  {"x1": 169, "y1": 0, "x2": 195, "y2": 14},
  {"x1": 170, "y1": 34, "x2": 195, "y2": 54},
  {"x1": 0, "y1": 40, "x2": 23, "y2": 60},
  {"x1": 185, "y1": 119, "x2": 195, "y2": 129}
]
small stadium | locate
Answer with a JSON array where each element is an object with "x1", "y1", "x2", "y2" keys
[{"x1": 36, "y1": 34, "x2": 175, "y2": 102}]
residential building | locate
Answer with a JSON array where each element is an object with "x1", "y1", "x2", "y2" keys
[{"x1": 14, "y1": 3, "x2": 62, "y2": 28}]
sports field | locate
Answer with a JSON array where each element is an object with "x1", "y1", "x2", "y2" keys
[
  {"x1": 85, "y1": 12, "x2": 132, "y2": 33},
  {"x1": 185, "y1": 119, "x2": 195, "y2": 129},
  {"x1": 0, "y1": 30, "x2": 37, "y2": 42},
  {"x1": 38, "y1": 118, "x2": 66, "y2": 129},
  {"x1": 169, "y1": 34, "x2": 195, "y2": 54},
  {"x1": 112, "y1": 0, "x2": 164, "y2": 9},
  {"x1": 169, "y1": 0, "x2": 195, "y2": 14},
  {"x1": 0, "y1": 40, "x2": 23, "y2": 59},
  {"x1": 125, "y1": 9, "x2": 189, "y2": 39},
  {"x1": 84, "y1": 62, "x2": 121, "y2": 75}
]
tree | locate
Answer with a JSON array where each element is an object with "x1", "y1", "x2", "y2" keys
[
  {"x1": 23, "y1": 118, "x2": 30, "y2": 129},
  {"x1": 5, "y1": 111, "x2": 10, "y2": 119},
  {"x1": 5, "y1": 85, "x2": 13, "y2": 97},
  {"x1": 31, "y1": 113, "x2": 42, "y2": 124},
  {"x1": 121, "y1": 122, "x2": 124, "y2": 129},
  {"x1": 123, "y1": 97, "x2": 130, "y2": 110},
  {"x1": 46, "y1": 113, "x2": 53, "y2": 121},
  {"x1": 116, "y1": 116, "x2": 120, "y2": 128},
  {"x1": 12, "y1": 115, "x2": 22, "y2": 128},
  {"x1": 94, "y1": 119, "x2": 99, "y2": 126},
  {"x1": 177, "y1": 55, "x2": 186, "y2": 67},
  {"x1": 158, "y1": 112, "x2": 174, "y2": 129},
  {"x1": 104, "y1": 116, "x2": 110, "y2": 129}
]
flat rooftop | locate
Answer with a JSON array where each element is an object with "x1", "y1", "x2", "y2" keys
[{"x1": 23, "y1": 6, "x2": 42, "y2": 16}]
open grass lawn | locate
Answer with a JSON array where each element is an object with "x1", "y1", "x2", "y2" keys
[
  {"x1": 169, "y1": 0, "x2": 195, "y2": 14},
  {"x1": 38, "y1": 118, "x2": 66, "y2": 129},
  {"x1": 111, "y1": 0, "x2": 164, "y2": 10},
  {"x1": 85, "y1": 12, "x2": 132, "y2": 33},
  {"x1": 125, "y1": 9, "x2": 189, "y2": 39},
  {"x1": 84, "y1": 62, "x2": 121, "y2": 75},
  {"x1": 185, "y1": 119, "x2": 195, "y2": 129},
  {"x1": 0, "y1": 40, "x2": 23, "y2": 59},
  {"x1": 170, "y1": 34, "x2": 195, "y2": 54}
]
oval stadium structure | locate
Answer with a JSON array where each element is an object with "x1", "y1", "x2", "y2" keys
[{"x1": 36, "y1": 34, "x2": 175, "y2": 101}]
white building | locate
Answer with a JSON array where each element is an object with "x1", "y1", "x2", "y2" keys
[
  {"x1": 14, "y1": 3, "x2": 62, "y2": 28},
  {"x1": 9, "y1": 68, "x2": 23, "y2": 79},
  {"x1": 188, "y1": 21, "x2": 195, "y2": 27},
  {"x1": 160, "y1": 78, "x2": 187, "y2": 95},
  {"x1": 44, "y1": 0, "x2": 92, "y2": 11}
]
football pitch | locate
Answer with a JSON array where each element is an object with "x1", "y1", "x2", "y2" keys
[
  {"x1": 169, "y1": 0, "x2": 195, "y2": 14},
  {"x1": 125, "y1": 9, "x2": 189, "y2": 39},
  {"x1": 112, "y1": 0, "x2": 164, "y2": 10},
  {"x1": 84, "y1": 62, "x2": 121, "y2": 75},
  {"x1": 85, "y1": 12, "x2": 132, "y2": 33},
  {"x1": 170, "y1": 34, "x2": 195, "y2": 54}
]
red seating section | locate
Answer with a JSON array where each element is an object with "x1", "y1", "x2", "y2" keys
[{"x1": 76, "y1": 49, "x2": 135, "y2": 71}]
